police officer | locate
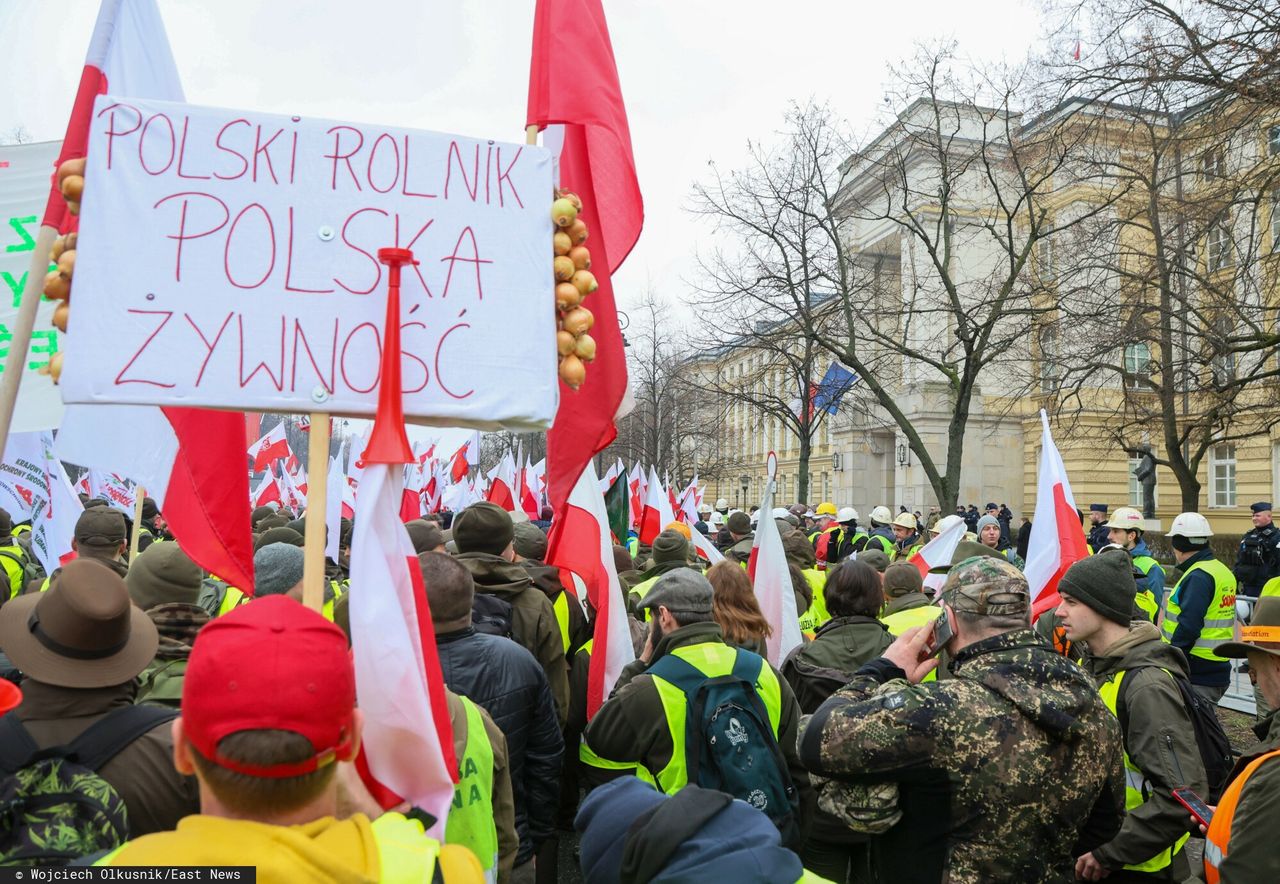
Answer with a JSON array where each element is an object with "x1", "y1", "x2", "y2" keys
[
  {"x1": 1234, "y1": 501, "x2": 1280, "y2": 603},
  {"x1": 1162, "y1": 512, "x2": 1236, "y2": 705},
  {"x1": 798, "y1": 556, "x2": 1124, "y2": 882},
  {"x1": 1105, "y1": 507, "x2": 1166, "y2": 623},
  {"x1": 1088, "y1": 504, "x2": 1112, "y2": 553}
]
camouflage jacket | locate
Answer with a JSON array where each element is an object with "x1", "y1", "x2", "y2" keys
[{"x1": 799, "y1": 628, "x2": 1124, "y2": 883}]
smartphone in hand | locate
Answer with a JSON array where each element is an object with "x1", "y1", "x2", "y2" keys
[
  {"x1": 927, "y1": 609, "x2": 954, "y2": 658},
  {"x1": 1172, "y1": 787, "x2": 1213, "y2": 828}
]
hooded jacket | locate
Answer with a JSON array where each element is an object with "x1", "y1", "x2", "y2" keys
[
  {"x1": 781, "y1": 615, "x2": 894, "y2": 714},
  {"x1": 800, "y1": 628, "x2": 1124, "y2": 883},
  {"x1": 519, "y1": 557, "x2": 591, "y2": 655},
  {"x1": 436, "y1": 626, "x2": 564, "y2": 864},
  {"x1": 1082, "y1": 621, "x2": 1208, "y2": 873},
  {"x1": 455, "y1": 552, "x2": 569, "y2": 724}
]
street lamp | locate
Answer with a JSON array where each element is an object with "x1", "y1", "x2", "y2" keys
[{"x1": 739, "y1": 474, "x2": 749, "y2": 508}]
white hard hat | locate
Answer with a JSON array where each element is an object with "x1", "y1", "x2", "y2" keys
[
  {"x1": 772, "y1": 507, "x2": 791, "y2": 520},
  {"x1": 892, "y1": 512, "x2": 917, "y2": 530},
  {"x1": 836, "y1": 506, "x2": 859, "y2": 523},
  {"x1": 869, "y1": 505, "x2": 892, "y2": 525},
  {"x1": 710, "y1": 512, "x2": 724, "y2": 527},
  {"x1": 1103, "y1": 507, "x2": 1144, "y2": 531},
  {"x1": 931, "y1": 514, "x2": 964, "y2": 535},
  {"x1": 1166, "y1": 511, "x2": 1213, "y2": 539},
  {"x1": 698, "y1": 502, "x2": 712, "y2": 515},
  {"x1": 715, "y1": 498, "x2": 729, "y2": 510}
]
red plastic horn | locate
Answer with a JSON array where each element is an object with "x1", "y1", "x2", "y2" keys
[{"x1": 361, "y1": 247, "x2": 417, "y2": 465}]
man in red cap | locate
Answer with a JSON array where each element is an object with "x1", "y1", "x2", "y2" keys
[{"x1": 97, "y1": 595, "x2": 483, "y2": 881}]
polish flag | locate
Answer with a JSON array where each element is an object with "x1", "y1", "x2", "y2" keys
[
  {"x1": 342, "y1": 476, "x2": 357, "y2": 520},
  {"x1": 548, "y1": 461, "x2": 635, "y2": 717},
  {"x1": 252, "y1": 471, "x2": 280, "y2": 508},
  {"x1": 349, "y1": 461, "x2": 457, "y2": 838},
  {"x1": 1025, "y1": 410, "x2": 1089, "y2": 619},
  {"x1": 485, "y1": 453, "x2": 517, "y2": 512},
  {"x1": 249, "y1": 423, "x2": 290, "y2": 473},
  {"x1": 747, "y1": 453, "x2": 803, "y2": 666},
  {"x1": 325, "y1": 441, "x2": 347, "y2": 562},
  {"x1": 519, "y1": 457, "x2": 541, "y2": 518},
  {"x1": 908, "y1": 514, "x2": 966, "y2": 594},
  {"x1": 676, "y1": 477, "x2": 700, "y2": 525},
  {"x1": 48, "y1": 1, "x2": 253, "y2": 594},
  {"x1": 638, "y1": 465, "x2": 676, "y2": 546},
  {"x1": 399, "y1": 460, "x2": 424, "y2": 522},
  {"x1": 689, "y1": 528, "x2": 725, "y2": 566},
  {"x1": 448, "y1": 433, "x2": 479, "y2": 483},
  {"x1": 628, "y1": 464, "x2": 645, "y2": 530}
]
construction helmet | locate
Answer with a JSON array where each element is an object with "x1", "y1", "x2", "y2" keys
[
  {"x1": 1103, "y1": 507, "x2": 1145, "y2": 532},
  {"x1": 892, "y1": 512, "x2": 917, "y2": 530},
  {"x1": 816, "y1": 502, "x2": 838, "y2": 517},
  {"x1": 836, "y1": 506, "x2": 859, "y2": 524},
  {"x1": 1166, "y1": 512, "x2": 1213, "y2": 539},
  {"x1": 930, "y1": 514, "x2": 964, "y2": 536},
  {"x1": 869, "y1": 505, "x2": 892, "y2": 525},
  {"x1": 715, "y1": 498, "x2": 729, "y2": 511}
]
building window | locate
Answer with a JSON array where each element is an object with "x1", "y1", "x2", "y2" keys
[
  {"x1": 1272, "y1": 189, "x2": 1280, "y2": 253},
  {"x1": 1210, "y1": 444, "x2": 1237, "y2": 508},
  {"x1": 1207, "y1": 219, "x2": 1234, "y2": 271},
  {"x1": 1201, "y1": 148, "x2": 1225, "y2": 181},
  {"x1": 1212, "y1": 316, "x2": 1236, "y2": 384},
  {"x1": 1039, "y1": 325, "x2": 1061, "y2": 394},
  {"x1": 1269, "y1": 125, "x2": 1280, "y2": 157},
  {"x1": 1123, "y1": 342, "x2": 1152, "y2": 388},
  {"x1": 1128, "y1": 456, "x2": 1143, "y2": 508},
  {"x1": 1037, "y1": 234, "x2": 1055, "y2": 282}
]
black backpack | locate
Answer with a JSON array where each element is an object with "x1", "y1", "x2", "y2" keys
[
  {"x1": 472, "y1": 593, "x2": 514, "y2": 638},
  {"x1": 1119, "y1": 666, "x2": 1234, "y2": 802},
  {"x1": 0, "y1": 705, "x2": 177, "y2": 866},
  {"x1": 646, "y1": 649, "x2": 802, "y2": 848}
]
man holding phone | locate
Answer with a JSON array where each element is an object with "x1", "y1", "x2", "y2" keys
[
  {"x1": 1055, "y1": 549, "x2": 1208, "y2": 882},
  {"x1": 799, "y1": 555, "x2": 1124, "y2": 882}
]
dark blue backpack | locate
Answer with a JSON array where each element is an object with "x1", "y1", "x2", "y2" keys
[{"x1": 646, "y1": 649, "x2": 801, "y2": 847}]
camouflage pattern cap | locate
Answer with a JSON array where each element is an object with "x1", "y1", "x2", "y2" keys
[{"x1": 941, "y1": 555, "x2": 1029, "y2": 616}]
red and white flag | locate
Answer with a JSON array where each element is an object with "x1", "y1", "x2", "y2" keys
[
  {"x1": 628, "y1": 464, "x2": 645, "y2": 529},
  {"x1": 325, "y1": 441, "x2": 347, "y2": 563},
  {"x1": 676, "y1": 476, "x2": 700, "y2": 525},
  {"x1": 400, "y1": 459, "x2": 425, "y2": 523},
  {"x1": 689, "y1": 527, "x2": 725, "y2": 566},
  {"x1": 907, "y1": 514, "x2": 966, "y2": 594},
  {"x1": 550, "y1": 461, "x2": 635, "y2": 717},
  {"x1": 1025, "y1": 410, "x2": 1089, "y2": 619},
  {"x1": 448, "y1": 433, "x2": 479, "y2": 484},
  {"x1": 86, "y1": 470, "x2": 137, "y2": 515},
  {"x1": 484, "y1": 452, "x2": 518, "y2": 512},
  {"x1": 520, "y1": 456, "x2": 542, "y2": 518},
  {"x1": 252, "y1": 470, "x2": 281, "y2": 509},
  {"x1": 51, "y1": 0, "x2": 253, "y2": 593},
  {"x1": 747, "y1": 453, "x2": 803, "y2": 666},
  {"x1": 638, "y1": 465, "x2": 676, "y2": 546},
  {"x1": 248, "y1": 423, "x2": 290, "y2": 473},
  {"x1": 349, "y1": 461, "x2": 457, "y2": 839}
]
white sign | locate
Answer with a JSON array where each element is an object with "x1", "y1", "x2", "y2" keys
[
  {"x1": 0, "y1": 431, "x2": 81, "y2": 574},
  {"x1": 0, "y1": 140, "x2": 66, "y2": 432},
  {"x1": 64, "y1": 96, "x2": 557, "y2": 431}
]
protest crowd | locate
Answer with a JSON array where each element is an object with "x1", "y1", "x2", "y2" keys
[{"x1": 2, "y1": 475, "x2": 1280, "y2": 884}]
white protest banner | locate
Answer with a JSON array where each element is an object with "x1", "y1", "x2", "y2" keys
[
  {"x1": 0, "y1": 141, "x2": 66, "y2": 432},
  {"x1": 0, "y1": 431, "x2": 82, "y2": 574},
  {"x1": 63, "y1": 96, "x2": 558, "y2": 431},
  {"x1": 86, "y1": 469, "x2": 138, "y2": 515}
]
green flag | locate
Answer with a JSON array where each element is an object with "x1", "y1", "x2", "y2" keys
[{"x1": 604, "y1": 474, "x2": 629, "y2": 545}]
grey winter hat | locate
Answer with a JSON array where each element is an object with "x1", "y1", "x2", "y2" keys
[
  {"x1": 976, "y1": 514, "x2": 1001, "y2": 533},
  {"x1": 637, "y1": 569, "x2": 713, "y2": 615},
  {"x1": 858, "y1": 549, "x2": 890, "y2": 573},
  {"x1": 512, "y1": 522, "x2": 549, "y2": 561},
  {"x1": 650, "y1": 529, "x2": 689, "y2": 565},
  {"x1": 1058, "y1": 547, "x2": 1137, "y2": 626},
  {"x1": 254, "y1": 543, "x2": 305, "y2": 597}
]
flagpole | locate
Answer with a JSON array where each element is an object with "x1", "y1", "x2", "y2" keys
[
  {"x1": 0, "y1": 225, "x2": 58, "y2": 442},
  {"x1": 526, "y1": 124, "x2": 538, "y2": 146},
  {"x1": 302, "y1": 413, "x2": 331, "y2": 612},
  {"x1": 129, "y1": 486, "x2": 146, "y2": 562}
]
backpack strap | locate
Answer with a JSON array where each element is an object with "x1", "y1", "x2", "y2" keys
[
  {"x1": 0, "y1": 711, "x2": 43, "y2": 773},
  {"x1": 66, "y1": 705, "x2": 179, "y2": 771}
]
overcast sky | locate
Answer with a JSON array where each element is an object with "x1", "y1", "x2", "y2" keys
[{"x1": 1, "y1": 0, "x2": 1042, "y2": 321}]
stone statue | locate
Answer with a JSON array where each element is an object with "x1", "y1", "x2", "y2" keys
[{"x1": 1132, "y1": 444, "x2": 1157, "y2": 520}]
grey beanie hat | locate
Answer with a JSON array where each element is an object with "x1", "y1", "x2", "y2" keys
[
  {"x1": 254, "y1": 542, "x2": 305, "y2": 597},
  {"x1": 1058, "y1": 548, "x2": 1137, "y2": 625},
  {"x1": 512, "y1": 522, "x2": 549, "y2": 561},
  {"x1": 651, "y1": 529, "x2": 689, "y2": 565},
  {"x1": 976, "y1": 514, "x2": 1001, "y2": 533}
]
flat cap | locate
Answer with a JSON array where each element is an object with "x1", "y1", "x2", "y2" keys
[
  {"x1": 75, "y1": 508, "x2": 127, "y2": 548},
  {"x1": 636, "y1": 569, "x2": 712, "y2": 615}
]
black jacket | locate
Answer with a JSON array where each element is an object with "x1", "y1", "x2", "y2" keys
[{"x1": 436, "y1": 627, "x2": 564, "y2": 863}]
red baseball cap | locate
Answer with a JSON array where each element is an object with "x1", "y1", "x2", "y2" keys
[{"x1": 181, "y1": 595, "x2": 355, "y2": 778}]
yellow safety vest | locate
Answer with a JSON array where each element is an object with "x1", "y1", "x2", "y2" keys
[
  {"x1": 553, "y1": 591, "x2": 571, "y2": 654},
  {"x1": 796, "y1": 569, "x2": 829, "y2": 633},
  {"x1": 445, "y1": 696, "x2": 499, "y2": 880},
  {"x1": 98, "y1": 813, "x2": 442, "y2": 882},
  {"x1": 576, "y1": 639, "x2": 657, "y2": 785},
  {"x1": 1161, "y1": 559, "x2": 1236, "y2": 660},
  {"x1": 1261, "y1": 575, "x2": 1280, "y2": 598},
  {"x1": 648, "y1": 642, "x2": 783, "y2": 794},
  {"x1": 1132, "y1": 555, "x2": 1161, "y2": 622},
  {"x1": 0, "y1": 545, "x2": 27, "y2": 601},
  {"x1": 879, "y1": 604, "x2": 939, "y2": 682},
  {"x1": 629, "y1": 574, "x2": 663, "y2": 622},
  {"x1": 1097, "y1": 669, "x2": 1190, "y2": 873}
]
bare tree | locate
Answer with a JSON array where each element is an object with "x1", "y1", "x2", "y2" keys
[
  {"x1": 691, "y1": 49, "x2": 1110, "y2": 510},
  {"x1": 0, "y1": 126, "x2": 33, "y2": 146}
]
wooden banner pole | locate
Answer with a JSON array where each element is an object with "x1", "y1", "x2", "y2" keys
[
  {"x1": 129, "y1": 487, "x2": 146, "y2": 561},
  {"x1": 302, "y1": 413, "x2": 331, "y2": 612}
]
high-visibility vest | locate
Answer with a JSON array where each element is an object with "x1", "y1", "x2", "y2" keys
[
  {"x1": 865, "y1": 534, "x2": 894, "y2": 557},
  {"x1": 0, "y1": 545, "x2": 27, "y2": 600},
  {"x1": 552, "y1": 591, "x2": 571, "y2": 654},
  {"x1": 1203, "y1": 747, "x2": 1280, "y2": 883},
  {"x1": 796, "y1": 569, "x2": 828, "y2": 633},
  {"x1": 628, "y1": 574, "x2": 661, "y2": 622},
  {"x1": 576, "y1": 639, "x2": 658, "y2": 785},
  {"x1": 98, "y1": 813, "x2": 444, "y2": 882},
  {"x1": 1261, "y1": 575, "x2": 1280, "y2": 598},
  {"x1": 647, "y1": 642, "x2": 783, "y2": 794},
  {"x1": 1161, "y1": 559, "x2": 1236, "y2": 661},
  {"x1": 1098, "y1": 669, "x2": 1189, "y2": 873},
  {"x1": 879, "y1": 604, "x2": 939, "y2": 682},
  {"x1": 1132, "y1": 554, "x2": 1161, "y2": 621},
  {"x1": 445, "y1": 696, "x2": 499, "y2": 881}
]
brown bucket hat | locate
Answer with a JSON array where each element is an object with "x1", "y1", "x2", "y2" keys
[{"x1": 0, "y1": 558, "x2": 158, "y2": 688}]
